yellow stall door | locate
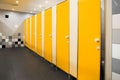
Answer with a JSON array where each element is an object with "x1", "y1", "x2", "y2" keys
[
  {"x1": 27, "y1": 18, "x2": 31, "y2": 48},
  {"x1": 36, "y1": 13, "x2": 42, "y2": 56},
  {"x1": 56, "y1": 0, "x2": 69, "y2": 73},
  {"x1": 31, "y1": 16, "x2": 35, "y2": 51},
  {"x1": 78, "y1": 0, "x2": 101, "y2": 80},
  {"x1": 24, "y1": 19, "x2": 26, "y2": 45},
  {"x1": 44, "y1": 8, "x2": 52, "y2": 62}
]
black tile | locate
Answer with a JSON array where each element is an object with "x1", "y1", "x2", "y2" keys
[
  {"x1": 2, "y1": 39, "x2": 5, "y2": 42},
  {"x1": 2, "y1": 45, "x2": 6, "y2": 48},
  {"x1": 18, "y1": 39, "x2": 21, "y2": 41},
  {"x1": 15, "y1": 42, "x2": 18, "y2": 44},
  {"x1": 8, "y1": 36, "x2": 12, "y2": 39},
  {"x1": 21, "y1": 41, "x2": 23, "y2": 44}
]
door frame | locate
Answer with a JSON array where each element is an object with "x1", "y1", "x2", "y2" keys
[{"x1": 104, "y1": 0, "x2": 112, "y2": 80}]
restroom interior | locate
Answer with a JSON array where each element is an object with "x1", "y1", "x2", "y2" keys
[{"x1": 0, "y1": 0, "x2": 116, "y2": 80}]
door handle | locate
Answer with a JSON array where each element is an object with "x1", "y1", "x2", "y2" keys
[
  {"x1": 65, "y1": 35, "x2": 69, "y2": 39},
  {"x1": 49, "y1": 34, "x2": 52, "y2": 38}
]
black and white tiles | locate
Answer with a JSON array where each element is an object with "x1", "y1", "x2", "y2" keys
[{"x1": 0, "y1": 33, "x2": 24, "y2": 48}]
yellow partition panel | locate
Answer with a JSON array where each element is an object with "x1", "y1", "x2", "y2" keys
[
  {"x1": 78, "y1": 0, "x2": 101, "y2": 80},
  {"x1": 27, "y1": 18, "x2": 31, "y2": 48},
  {"x1": 31, "y1": 16, "x2": 35, "y2": 51},
  {"x1": 56, "y1": 0, "x2": 69, "y2": 73},
  {"x1": 36, "y1": 13, "x2": 42, "y2": 56},
  {"x1": 24, "y1": 19, "x2": 26, "y2": 45},
  {"x1": 44, "y1": 8, "x2": 52, "y2": 62}
]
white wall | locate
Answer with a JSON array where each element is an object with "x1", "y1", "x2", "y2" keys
[{"x1": 0, "y1": 10, "x2": 33, "y2": 36}]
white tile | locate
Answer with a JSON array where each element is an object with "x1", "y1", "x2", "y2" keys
[
  {"x1": 0, "y1": 33, "x2": 2, "y2": 36},
  {"x1": 15, "y1": 39, "x2": 18, "y2": 41},
  {"x1": 15, "y1": 45, "x2": 18, "y2": 47},
  {"x1": 112, "y1": 72, "x2": 120, "y2": 80},
  {"x1": 18, "y1": 42, "x2": 21, "y2": 44},
  {"x1": 5, "y1": 39, "x2": 9, "y2": 42},
  {"x1": 0, "y1": 45, "x2": 2, "y2": 48},
  {"x1": 2, "y1": 36, "x2": 6, "y2": 39},
  {"x1": 112, "y1": 44, "x2": 120, "y2": 59},
  {"x1": 9, "y1": 42, "x2": 12, "y2": 45},
  {"x1": 113, "y1": 14, "x2": 120, "y2": 29},
  {"x1": 12, "y1": 39, "x2": 17, "y2": 42},
  {"x1": 21, "y1": 44, "x2": 24, "y2": 47}
]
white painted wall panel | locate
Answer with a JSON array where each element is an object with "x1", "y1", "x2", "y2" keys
[
  {"x1": 25, "y1": 19, "x2": 28, "y2": 42},
  {"x1": 69, "y1": 0, "x2": 78, "y2": 78},
  {"x1": 35, "y1": 15, "x2": 37, "y2": 51},
  {"x1": 52, "y1": 6, "x2": 57, "y2": 65},
  {"x1": 42, "y1": 11, "x2": 45, "y2": 57},
  {"x1": 113, "y1": 14, "x2": 120, "y2": 29}
]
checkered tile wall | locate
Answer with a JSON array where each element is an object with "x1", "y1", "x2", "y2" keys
[{"x1": 0, "y1": 33, "x2": 24, "y2": 48}]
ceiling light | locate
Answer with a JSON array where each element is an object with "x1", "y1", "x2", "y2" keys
[
  {"x1": 45, "y1": 0, "x2": 49, "y2": 4},
  {"x1": 12, "y1": 8, "x2": 15, "y2": 11},
  {"x1": 15, "y1": 25, "x2": 19, "y2": 28},
  {"x1": 39, "y1": 5, "x2": 42, "y2": 8},
  {"x1": 34, "y1": 8, "x2": 36, "y2": 11},
  {"x1": 16, "y1": 0, "x2": 19, "y2": 4}
]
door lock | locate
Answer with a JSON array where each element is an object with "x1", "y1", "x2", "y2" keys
[
  {"x1": 94, "y1": 38, "x2": 100, "y2": 43},
  {"x1": 96, "y1": 46, "x2": 100, "y2": 50},
  {"x1": 49, "y1": 34, "x2": 52, "y2": 37}
]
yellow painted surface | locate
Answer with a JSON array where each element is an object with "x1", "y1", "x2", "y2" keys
[
  {"x1": 31, "y1": 16, "x2": 35, "y2": 51},
  {"x1": 36, "y1": 13, "x2": 42, "y2": 56},
  {"x1": 24, "y1": 19, "x2": 26, "y2": 45},
  {"x1": 78, "y1": 0, "x2": 101, "y2": 80},
  {"x1": 27, "y1": 18, "x2": 31, "y2": 48},
  {"x1": 44, "y1": 8, "x2": 52, "y2": 62},
  {"x1": 56, "y1": 0, "x2": 69, "y2": 73}
]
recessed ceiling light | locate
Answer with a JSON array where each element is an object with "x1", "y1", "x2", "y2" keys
[
  {"x1": 45, "y1": 0, "x2": 49, "y2": 4},
  {"x1": 16, "y1": 0, "x2": 19, "y2": 4},
  {"x1": 15, "y1": 24, "x2": 18, "y2": 28},
  {"x1": 39, "y1": 5, "x2": 42, "y2": 8},
  {"x1": 12, "y1": 8, "x2": 15, "y2": 11},
  {"x1": 34, "y1": 8, "x2": 36, "y2": 11}
]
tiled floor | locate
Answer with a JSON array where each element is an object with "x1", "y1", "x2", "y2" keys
[{"x1": 0, "y1": 47, "x2": 75, "y2": 80}]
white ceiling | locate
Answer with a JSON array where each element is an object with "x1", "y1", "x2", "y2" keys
[{"x1": 0, "y1": 0, "x2": 65, "y2": 14}]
